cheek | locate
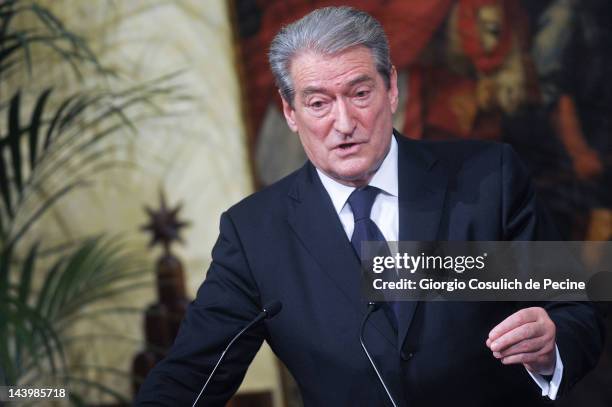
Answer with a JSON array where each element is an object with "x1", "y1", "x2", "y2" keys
[
  {"x1": 296, "y1": 122, "x2": 331, "y2": 160},
  {"x1": 297, "y1": 116, "x2": 332, "y2": 143},
  {"x1": 363, "y1": 103, "x2": 389, "y2": 133}
]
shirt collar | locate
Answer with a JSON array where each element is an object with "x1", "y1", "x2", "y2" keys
[{"x1": 316, "y1": 135, "x2": 399, "y2": 215}]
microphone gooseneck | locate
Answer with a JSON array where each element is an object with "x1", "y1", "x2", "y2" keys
[
  {"x1": 191, "y1": 301, "x2": 282, "y2": 407},
  {"x1": 360, "y1": 302, "x2": 399, "y2": 407}
]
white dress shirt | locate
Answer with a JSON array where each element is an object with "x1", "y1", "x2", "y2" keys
[{"x1": 316, "y1": 136, "x2": 563, "y2": 400}]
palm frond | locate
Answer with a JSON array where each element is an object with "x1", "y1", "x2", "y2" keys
[
  {"x1": 5, "y1": 236, "x2": 148, "y2": 386},
  {"x1": 0, "y1": 75, "x2": 177, "y2": 243},
  {"x1": 27, "y1": 87, "x2": 52, "y2": 170},
  {"x1": 0, "y1": 1, "x2": 110, "y2": 79},
  {"x1": 0, "y1": 295, "x2": 67, "y2": 385},
  {"x1": 0, "y1": 1, "x2": 187, "y2": 402}
]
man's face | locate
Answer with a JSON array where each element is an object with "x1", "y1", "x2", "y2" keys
[
  {"x1": 477, "y1": 5, "x2": 503, "y2": 52},
  {"x1": 281, "y1": 46, "x2": 399, "y2": 187}
]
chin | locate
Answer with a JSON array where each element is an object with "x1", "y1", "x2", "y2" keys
[{"x1": 332, "y1": 167, "x2": 374, "y2": 185}]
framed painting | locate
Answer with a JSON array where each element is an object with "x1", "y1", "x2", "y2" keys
[{"x1": 230, "y1": 1, "x2": 611, "y2": 405}]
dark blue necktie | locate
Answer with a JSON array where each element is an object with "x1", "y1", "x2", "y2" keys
[
  {"x1": 348, "y1": 186, "x2": 388, "y2": 258},
  {"x1": 348, "y1": 186, "x2": 399, "y2": 330}
]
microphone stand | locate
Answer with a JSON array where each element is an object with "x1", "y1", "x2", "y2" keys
[
  {"x1": 191, "y1": 301, "x2": 281, "y2": 407},
  {"x1": 360, "y1": 302, "x2": 399, "y2": 407}
]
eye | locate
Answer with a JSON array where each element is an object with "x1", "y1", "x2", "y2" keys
[
  {"x1": 306, "y1": 98, "x2": 331, "y2": 113},
  {"x1": 355, "y1": 90, "x2": 370, "y2": 98},
  {"x1": 352, "y1": 88, "x2": 372, "y2": 106},
  {"x1": 310, "y1": 100, "x2": 324, "y2": 109}
]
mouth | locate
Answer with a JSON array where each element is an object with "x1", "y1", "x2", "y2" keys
[
  {"x1": 334, "y1": 141, "x2": 364, "y2": 157},
  {"x1": 338, "y1": 142, "x2": 358, "y2": 150}
]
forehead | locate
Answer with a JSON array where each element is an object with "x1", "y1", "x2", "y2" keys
[
  {"x1": 478, "y1": 5, "x2": 502, "y2": 20},
  {"x1": 289, "y1": 46, "x2": 379, "y2": 92}
]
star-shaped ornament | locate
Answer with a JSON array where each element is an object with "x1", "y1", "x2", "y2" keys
[{"x1": 141, "y1": 190, "x2": 189, "y2": 253}]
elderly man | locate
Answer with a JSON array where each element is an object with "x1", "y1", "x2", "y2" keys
[{"x1": 136, "y1": 7, "x2": 602, "y2": 406}]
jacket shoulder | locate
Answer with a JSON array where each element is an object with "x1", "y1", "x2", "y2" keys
[
  {"x1": 407, "y1": 137, "x2": 505, "y2": 163},
  {"x1": 399, "y1": 137, "x2": 525, "y2": 175}
]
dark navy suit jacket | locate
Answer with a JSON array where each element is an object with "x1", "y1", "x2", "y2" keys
[{"x1": 136, "y1": 134, "x2": 603, "y2": 406}]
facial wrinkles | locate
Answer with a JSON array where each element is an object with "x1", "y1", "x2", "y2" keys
[
  {"x1": 294, "y1": 63, "x2": 379, "y2": 146},
  {"x1": 295, "y1": 53, "x2": 372, "y2": 98},
  {"x1": 285, "y1": 47, "x2": 396, "y2": 187}
]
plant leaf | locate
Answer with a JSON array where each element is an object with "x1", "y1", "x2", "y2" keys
[
  {"x1": 28, "y1": 88, "x2": 53, "y2": 171},
  {"x1": 8, "y1": 180, "x2": 87, "y2": 248},
  {"x1": 44, "y1": 93, "x2": 80, "y2": 150},
  {"x1": 35, "y1": 256, "x2": 64, "y2": 317},
  {"x1": 17, "y1": 241, "x2": 38, "y2": 305}
]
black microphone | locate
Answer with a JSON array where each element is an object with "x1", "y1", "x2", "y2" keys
[
  {"x1": 191, "y1": 301, "x2": 282, "y2": 407},
  {"x1": 360, "y1": 302, "x2": 399, "y2": 407}
]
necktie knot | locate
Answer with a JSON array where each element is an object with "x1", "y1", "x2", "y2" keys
[{"x1": 348, "y1": 186, "x2": 380, "y2": 221}]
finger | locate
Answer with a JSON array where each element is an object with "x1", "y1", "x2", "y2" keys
[
  {"x1": 488, "y1": 308, "x2": 539, "y2": 341},
  {"x1": 500, "y1": 352, "x2": 542, "y2": 366},
  {"x1": 502, "y1": 352, "x2": 555, "y2": 375},
  {"x1": 492, "y1": 335, "x2": 551, "y2": 359},
  {"x1": 490, "y1": 322, "x2": 543, "y2": 352}
]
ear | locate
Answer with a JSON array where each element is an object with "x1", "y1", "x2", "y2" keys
[
  {"x1": 388, "y1": 65, "x2": 399, "y2": 114},
  {"x1": 280, "y1": 91, "x2": 299, "y2": 133}
]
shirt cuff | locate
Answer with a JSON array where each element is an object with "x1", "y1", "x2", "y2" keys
[{"x1": 526, "y1": 344, "x2": 563, "y2": 400}]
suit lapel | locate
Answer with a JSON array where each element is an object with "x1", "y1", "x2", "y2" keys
[
  {"x1": 286, "y1": 163, "x2": 397, "y2": 348},
  {"x1": 395, "y1": 133, "x2": 448, "y2": 350}
]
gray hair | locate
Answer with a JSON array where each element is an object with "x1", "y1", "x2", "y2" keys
[{"x1": 268, "y1": 6, "x2": 391, "y2": 106}]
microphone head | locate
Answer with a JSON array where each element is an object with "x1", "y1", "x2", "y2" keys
[
  {"x1": 367, "y1": 302, "x2": 381, "y2": 311},
  {"x1": 263, "y1": 301, "x2": 282, "y2": 319}
]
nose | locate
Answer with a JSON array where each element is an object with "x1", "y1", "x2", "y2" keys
[{"x1": 333, "y1": 98, "x2": 356, "y2": 136}]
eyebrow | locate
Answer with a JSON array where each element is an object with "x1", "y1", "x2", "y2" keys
[
  {"x1": 348, "y1": 74, "x2": 375, "y2": 87},
  {"x1": 300, "y1": 74, "x2": 375, "y2": 98},
  {"x1": 301, "y1": 86, "x2": 327, "y2": 98}
]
